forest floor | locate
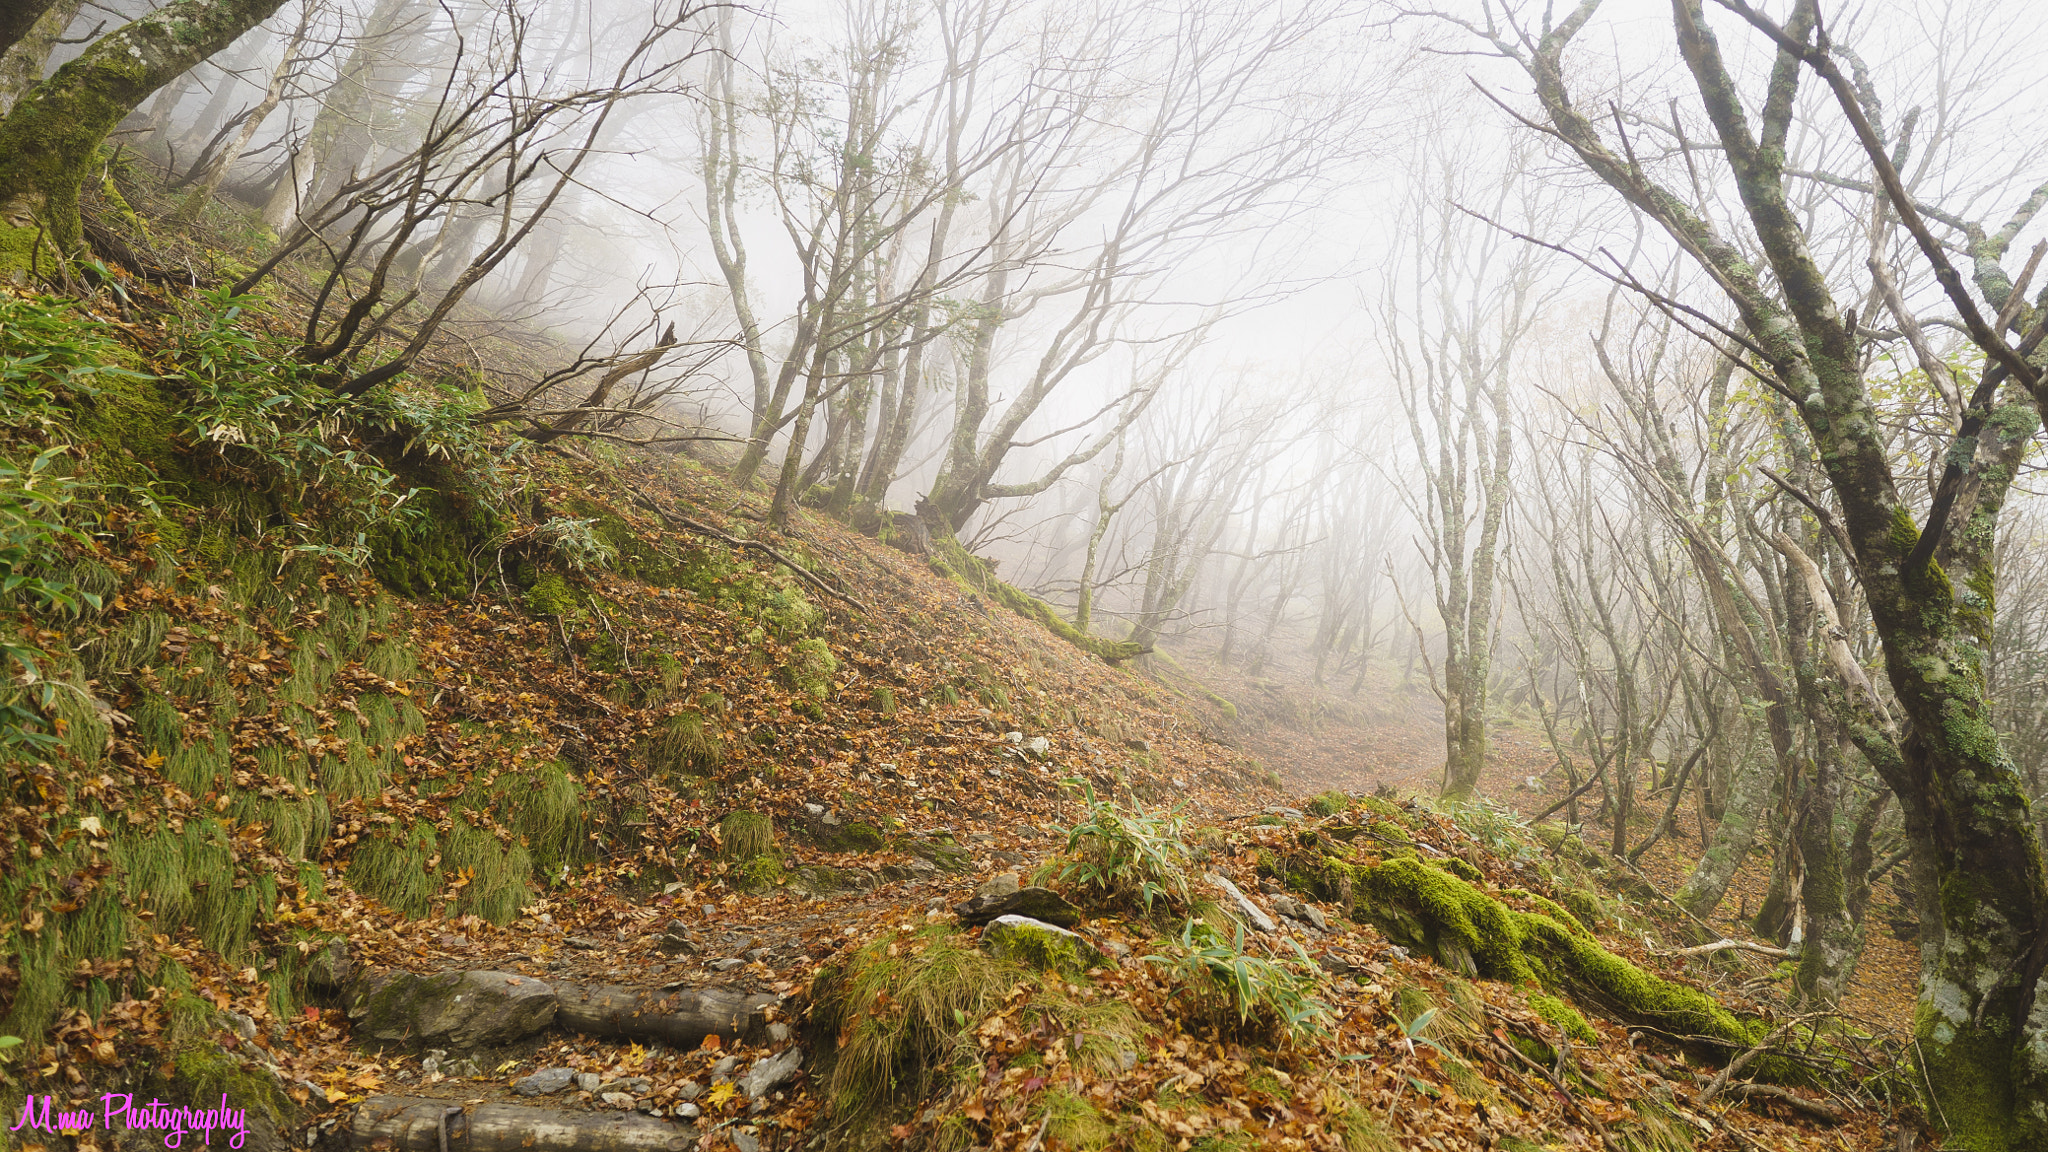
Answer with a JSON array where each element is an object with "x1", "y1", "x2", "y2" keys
[{"x1": 0, "y1": 241, "x2": 1921, "y2": 1152}]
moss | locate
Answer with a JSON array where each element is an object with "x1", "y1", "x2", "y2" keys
[
  {"x1": 371, "y1": 488, "x2": 496, "y2": 599},
  {"x1": 982, "y1": 917, "x2": 1107, "y2": 977},
  {"x1": 1305, "y1": 791, "x2": 1351, "y2": 817},
  {"x1": 731, "y1": 854, "x2": 785, "y2": 893},
  {"x1": 525, "y1": 571, "x2": 578, "y2": 616},
  {"x1": 1439, "y1": 856, "x2": 1484, "y2": 882},
  {"x1": 780, "y1": 636, "x2": 838, "y2": 699},
  {"x1": 1335, "y1": 1106, "x2": 1395, "y2": 1152},
  {"x1": 816, "y1": 821, "x2": 885, "y2": 854},
  {"x1": 1529, "y1": 992, "x2": 1598, "y2": 1044},
  {"x1": 1035, "y1": 1089, "x2": 1112, "y2": 1149},
  {"x1": 1353, "y1": 856, "x2": 1773, "y2": 1065},
  {"x1": 927, "y1": 534, "x2": 1147, "y2": 662},
  {"x1": 870, "y1": 685, "x2": 897, "y2": 718}
]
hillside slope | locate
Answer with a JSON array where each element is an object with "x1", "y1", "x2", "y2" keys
[{"x1": 0, "y1": 285, "x2": 1909, "y2": 1152}]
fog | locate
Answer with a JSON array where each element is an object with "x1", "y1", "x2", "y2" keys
[{"x1": 9, "y1": 0, "x2": 2048, "y2": 1022}]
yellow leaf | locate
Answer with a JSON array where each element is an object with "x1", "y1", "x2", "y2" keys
[{"x1": 705, "y1": 1082, "x2": 736, "y2": 1107}]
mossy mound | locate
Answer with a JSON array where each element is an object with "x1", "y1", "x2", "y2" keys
[
  {"x1": 926, "y1": 534, "x2": 1146, "y2": 663},
  {"x1": 1273, "y1": 847, "x2": 1771, "y2": 1065},
  {"x1": 780, "y1": 636, "x2": 839, "y2": 699}
]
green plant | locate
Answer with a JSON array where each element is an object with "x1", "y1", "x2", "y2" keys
[
  {"x1": 534, "y1": 516, "x2": 616, "y2": 572},
  {"x1": 171, "y1": 288, "x2": 425, "y2": 566},
  {"x1": 0, "y1": 447, "x2": 103, "y2": 750},
  {"x1": 1048, "y1": 781, "x2": 1194, "y2": 917},
  {"x1": 1145, "y1": 919, "x2": 1331, "y2": 1043},
  {"x1": 1439, "y1": 794, "x2": 1538, "y2": 865}
]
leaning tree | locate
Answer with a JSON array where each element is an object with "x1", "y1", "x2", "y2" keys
[
  {"x1": 1441, "y1": 0, "x2": 2048, "y2": 1145},
  {"x1": 0, "y1": 0, "x2": 293, "y2": 267}
]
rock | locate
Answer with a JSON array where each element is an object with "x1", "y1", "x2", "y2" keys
[
  {"x1": 347, "y1": 970, "x2": 558, "y2": 1049},
  {"x1": 1269, "y1": 894, "x2": 1329, "y2": 931},
  {"x1": 975, "y1": 873, "x2": 1021, "y2": 899},
  {"x1": 675, "y1": 1080, "x2": 704, "y2": 1101},
  {"x1": 601, "y1": 1078, "x2": 653, "y2": 1095},
  {"x1": 656, "y1": 922, "x2": 699, "y2": 956},
  {"x1": 766, "y1": 1022, "x2": 794, "y2": 1043},
  {"x1": 600, "y1": 1092, "x2": 637, "y2": 1109},
  {"x1": 675, "y1": 1103, "x2": 702, "y2": 1120},
  {"x1": 515, "y1": 1068, "x2": 576, "y2": 1096},
  {"x1": 305, "y1": 938, "x2": 352, "y2": 992},
  {"x1": 226, "y1": 1011, "x2": 258, "y2": 1041},
  {"x1": 1025, "y1": 736, "x2": 1051, "y2": 757},
  {"x1": 1208, "y1": 874, "x2": 1277, "y2": 934},
  {"x1": 788, "y1": 863, "x2": 877, "y2": 899},
  {"x1": 981, "y1": 915, "x2": 1107, "y2": 977},
  {"x1": 575, "y1": 1072, "x2": 602, "y2": 1093},
  {"x1": 732, "y1": 1132, "x2": 761, "y2": 1152},
  {"x1": 566, "y1": 936, "x2": 603, "y2": 950},
  {"x1": 739, "y1": 1047, "x2": 803, "y2": 1097},
  {"x1": 1122, "y1": 738, "x2": 1150, "y2": 752},
  {"x1": 1099, "y1": 940, "x2": 1131, "y2": 958},
  {"x1": 907, "y1": 838, "x2": 974, "y2": 872},
  {"x1": 954, "y1": 886, "x2": 1082, "y2": 928},
  {"x1": 437, "y1": 934, "x2": 469, "y2": 949},
  {"x1": 966, "y1": 832, "x2": 997, "y2": 846},
  {"x1": 711, "y1": 958, "x2": 746, "y2": 972},
  {"x1": 745, "y1": 948, "x2": 770, "y2": 962},
  {"x1": 711, "y1": 1055, "x2": 741, "y2": 1079}
]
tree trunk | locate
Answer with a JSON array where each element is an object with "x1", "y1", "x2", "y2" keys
[
  {"x1": 0, "y1": 0, "x2": 79, "y2": 116},
  {"x1": 0, "y1": 0, "x2": 290, "y2": 264}
]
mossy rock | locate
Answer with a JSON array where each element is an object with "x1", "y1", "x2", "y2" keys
[
  {"x1": 788, "y1": 864, "x2": 878, "y2": 899},
  {"x1": 801, "y1": 817, "x2": 885, "y2": 854},
  {"x1": 345, "y1": 969, "x2": 558, "y2": 1049},
  {"x1": 730, "y1": 854, "x2": 786, "y2": 894},
  {"x1": 1439, "y1": 856, "x2": 1484, "y2": 882},
  {"x1": 982, "y1": 915, "x2": 1107, "y2": 978}
]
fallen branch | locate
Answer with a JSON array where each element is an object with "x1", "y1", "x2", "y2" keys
[
  {"x1": 1718, "y1": 1082, "x2": 1847, "y2": 1126},
  {"x1": 627, "y1": 487, "x2": 871, "y2": 614},
  {"x1": 1698, "y1": 1015, "x2": 1820, "y2": 1107},
  {"x1": 1647, "y1": 937, "x2": 1791, "y2": 960}
]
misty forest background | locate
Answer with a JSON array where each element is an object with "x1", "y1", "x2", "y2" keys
[{"x1": 5, "y1": 0, "x2": 2048, "y2": 1146}]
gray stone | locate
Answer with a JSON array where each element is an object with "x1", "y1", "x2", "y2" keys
[
  {"x1": 1025, "y1": 736, "x2": 1051, "y2": 758},
  {"x1": 975, "y1": 873, "x2": 1021, "y2": 899},
  {"x1": 346, "y1": 970, "x2": 558, "y2": 1049},
  {"x1": 575, "y1": 1072, "x2": 602, "y2": 1093},
  {"x1": 675, "y1": 1080, "x2": 704, "y2": 1101},
  {"x1": 1208, "y1": 874, "x2": 1277, "y2": 934},
  {"x1": 711, "y1": 958, "x2": 746, "y2": 972},
  {"x1": 675, "y1": 1103, "x2": 702, "y2": 1120},
  {"x1": 731, "y1": 1132, "x2": 761, "y2": 1152},
  {"x1": 514, "y1": 1068, "x2": 576, "y2": 1096},
  {"x1": 746, "y1": 948, "x2": 770, "y2": 962},
  {"x1": 981, "y1": 915, "x2": 1107, "y2": 978},
  {"x1": 954, "y1": 885, "x2": 1082, "y2": 928},
  {"x1": 657, "y1": 922, "x2": 699, "y2": 956},
  {"x1": 600, "y1": 1077, "x2": 653, "y2": 1095},
  {"x1": 305, "y1": 938, "x2": 352, "y2": 992},
  {"x1": 226, "y1": 1012, "x2": 258, "y2": 1041},
  {"x1": 739, "y1": 1047, "x2": 803, "y2": 1097},
  {"x1": 565, "y1": 936, "x2": 603, "y2": 950},
  {"x1": 600, "y1": 1092, "x2": 637, "y2": 1109},
  {"x1": 711, "y1": 1055, "x2": 741, "y2": 1078}
]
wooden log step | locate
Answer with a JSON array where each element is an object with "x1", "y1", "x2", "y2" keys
[
  {"x1": 555, "y1": 983, "x2": 777, "y2": 1047},
  {"x1": 349, "y1": 1096, "x2": 697, "y2": 1152}
]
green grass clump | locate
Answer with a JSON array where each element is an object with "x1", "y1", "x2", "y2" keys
[
  {"x1": 643, "y1": 710, "x2": 723, "y2": 776},
  {"x1": 720, "y1": 811, "x2": 776, "y2": 860}
]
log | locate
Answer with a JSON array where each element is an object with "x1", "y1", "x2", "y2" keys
[
  {"x1": 349, "y1": 1097, "x2": 697, "y2": 1152},
  {"x1": 555, "y1": 983, "x2": 776, "y2": 1047}
]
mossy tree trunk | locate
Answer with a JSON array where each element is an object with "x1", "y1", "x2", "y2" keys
[
  {"x1": 1477, "y1": 2, "x2": 2048, "y2": 1145},
  {"x1": 0, "y1": 0, "x2": 290, "y2": 265}
]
